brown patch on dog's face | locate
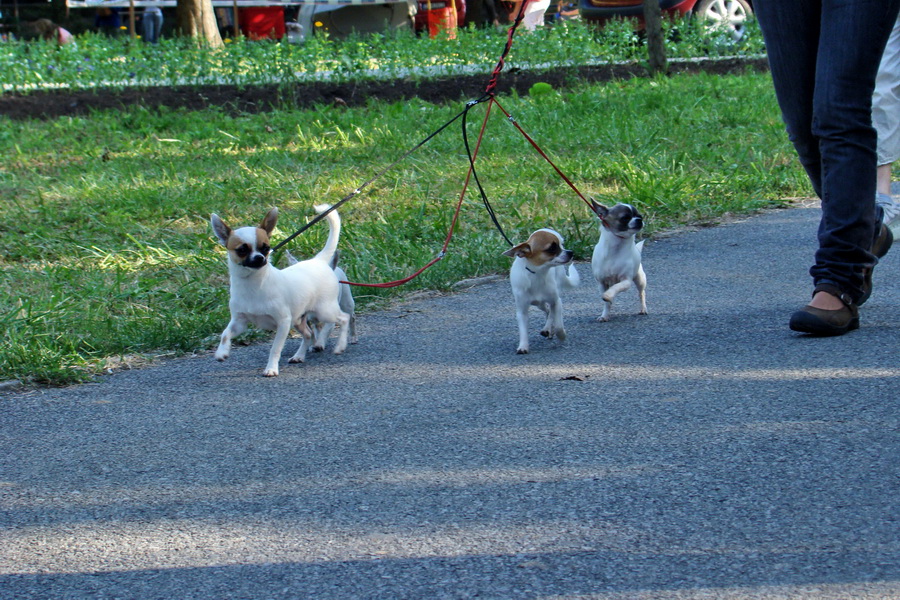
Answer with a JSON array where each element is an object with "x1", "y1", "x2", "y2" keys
[
  {"x1": 225, "y1": 226, "x2": 272, "y2": 269},
  {"x1": 503, "y1": 229, "x2": 573, "y2": 267}
]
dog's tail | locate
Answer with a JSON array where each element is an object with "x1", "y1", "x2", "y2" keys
[
  {"x1": 560, "y1": 263, "x2": 580, "y2": 289},
  {"x1": 313, "y1": 204, "x2": 341, "y2": 264}
]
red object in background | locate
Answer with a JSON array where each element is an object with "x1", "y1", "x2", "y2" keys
[
  {"x1": 239, "y1": 6, "x2": 285, "y2": 40},
  {"x1": 415, "y1": 0, "x2": 466, "y2": 38}
]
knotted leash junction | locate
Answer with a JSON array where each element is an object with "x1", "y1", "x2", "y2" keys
[{"x1": 272, "y1": 0, "x2": 599, "y2": 287}]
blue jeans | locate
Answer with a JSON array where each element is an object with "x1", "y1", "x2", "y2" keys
[
  {"x1": 754, "y1": 0, "x2": 900, "y2": 302},
  {"x1": 142, "y1": 11, "x2": 163, "y2": 44}
]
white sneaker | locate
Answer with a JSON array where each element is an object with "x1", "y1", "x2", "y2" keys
[{"x1": 877, "y1": 192, "x2": 900, "y2": 230}]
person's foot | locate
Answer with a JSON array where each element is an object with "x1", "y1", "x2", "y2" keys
[
  {"x1": 859, "y1": 220, "x2": 893, "y2": 305},
  {"x1": 877, "y1": 192, "x2": 900, "y2": 229},
  {"x1": 789, "y1": 287, "x2": 859, "y2": 336}
]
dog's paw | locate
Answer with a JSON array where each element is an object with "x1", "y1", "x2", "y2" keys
[
  {"x1": 263, "y1": 368, "x2": 279, "y2": 377},
  {"x1": 540, "y1": 328, "x2": 553, "y2": 338},
  {"x1": 312, "y1": 344, "x2": 325, "y2": 352},
  {"x1": 601, "y1": 292, "x2": 614, "y2": 303},
  {"x1": 639, "y1": 309, "x2": 648, "y2": 315},
  {"x1": 288, "y1": 356, "x2": 306, "y2": 364},
  {"x1": 556, "y1": 329, "x2": 566, "y2": 342},
  {"x1": 214, "y1": 351, "x2": 229, "y2": 362},
  {"x1": 596, "y1": 315, "x2": 610, "y2": 323},
  {"x1": 516, "y1": 347, "x2": 529, "y2": 354}
]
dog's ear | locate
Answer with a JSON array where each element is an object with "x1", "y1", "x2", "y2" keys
[
  {"x1": 210, "y1": 214, "x2": 231, "y2": 246},
  {"x1": 260, "y1": 208, "x2": 278, "y2": 235},
  {"x1": 502, "y1": 242, "x2": 531, "y2": 258},
  {"x1": 590, "y1": 198, "x2": 609, "y2": 219}
]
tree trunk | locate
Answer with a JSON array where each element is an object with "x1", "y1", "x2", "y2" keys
[
  {"x1": 176, "y1": 0, "x2": 224, "y2": 47},
  {"x1": 642, "y1": 0, "x2": 667, "y2": 75}
]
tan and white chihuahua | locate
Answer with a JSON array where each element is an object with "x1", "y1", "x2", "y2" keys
[
  {"x1": 210, "y1": 204, "x2": 350, "y2": 377},
  {"x1": 503, "y1": 228, "x2": 580, "y2": 354},
  {"x1": 590, "y1": 201, "x2": 647, "y2": 322}
]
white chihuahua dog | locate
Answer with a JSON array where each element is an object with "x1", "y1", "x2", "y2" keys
[
  {"x1": 503, "y1": 228, "x2": 580, "y2": 354},
  {"x1": 590, "y1": 200, "x2": 647, "y2": 322},
  {"x1": 285, "y1": 249, "x2": 357, "y2": 351},
  {"x1": 210, "y1": 204, "x2": 350, "y2": 377}
]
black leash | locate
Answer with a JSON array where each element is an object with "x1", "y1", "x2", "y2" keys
[
  {"x1": 273, "y1": 0, "x2": 530, "y2": 253},
  {"x1": 272, "y1": 103, "x2": 472, "y2": 254},
  {"x1": 461, "y1": 95, "x2": 514, "y2": 246}
]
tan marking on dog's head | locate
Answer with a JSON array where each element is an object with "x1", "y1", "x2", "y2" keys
[
  {"x1": 503, "y1": 229, "x2": 569, "y2": 267},
  {"x1": 211, "y1": 208, "x2": 278, "y2": 269}
]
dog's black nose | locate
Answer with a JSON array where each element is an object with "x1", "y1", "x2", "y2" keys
[
  {"x1": 244, "y1": 254, "x2": 267, "y2": 269},
  {"x1": 632, "y1": 217, "x2": 643, "y2": 229}
]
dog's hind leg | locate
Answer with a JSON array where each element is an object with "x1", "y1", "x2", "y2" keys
[
  {"x1": 347, "y1": 312, "x2": 358, "y2": 345},
  {"x1": 541, "y1": 300, "x2": 566, "y2": 341}
]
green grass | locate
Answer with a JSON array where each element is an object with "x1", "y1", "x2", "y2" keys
[
  {"x1": 0, "y1": 69, "x2": 810, "y2": 386},
  {"x1": 0, "y1": 18, "x2": 765, "y2": 92}
]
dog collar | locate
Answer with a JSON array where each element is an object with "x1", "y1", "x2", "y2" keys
[
  {"x1": 525, "y1": 266, "x2": 536, "y2": 274},
  {"x1": 603, "y1": 225, "x2": 628, "y2": 239}
]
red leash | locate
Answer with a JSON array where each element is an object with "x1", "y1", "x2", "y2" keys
[
  {"x1": 333, "y1": 0, "x2": 601, "y2": 286},
  {"x1": 341, "y1": 4, "x2": 531, "y2": 288},
  {"x1": 344, "y1": 98, "x2": 497, "y2": 288}
]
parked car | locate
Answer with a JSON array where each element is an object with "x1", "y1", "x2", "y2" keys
[{"x1": 579, "y1": 0, "x2": 752, "y2": 40}]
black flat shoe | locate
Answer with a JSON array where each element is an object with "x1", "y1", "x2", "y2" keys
[
  {"x1": 789, "y1": 285, "x2": 859, "y2": 336},
  {"x1": 859, "y1": 221, "x2": 893, "y2": 306}
]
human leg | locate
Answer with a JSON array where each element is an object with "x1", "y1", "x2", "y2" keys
[
  {"x1": 874, "y1": 13, "x2": 900, "y2": 226},
  {"x1": 756, "y1": 0, "x2": 900, "y2": 334}
]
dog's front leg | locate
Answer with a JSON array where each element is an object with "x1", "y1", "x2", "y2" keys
[
  {"x1": 514, "y1": 304, "x2": 531, "y2": 354},
  {"x1": 635, "y1": 267, "x2": 648, "y2": 315},
  {"x1": 313, "y1": 322, "x2": 335, "y2": 352},
  {"x1": 331, "y1": 311, "x2": 350, "y2": 355},
  {"x1": 264, "y1": 318, "x2": 292, "y2": 377},
  {"x1": 289, "y1": 316, "x2": 313, "y2": 364},
  {"x1": 215, "y1": 316, "x2": 247, "y2": 361},
  {"x1": 599, "y1": 280, "x2": 632, "y2": 322}
]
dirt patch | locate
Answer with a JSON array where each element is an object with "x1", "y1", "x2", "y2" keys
[{"x1": 0, "y1": 57, "x2": 768, "y2": 120}]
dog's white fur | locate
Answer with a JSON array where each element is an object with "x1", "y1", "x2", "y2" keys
[
  {"x1": 285, "y1": 250, "x2": 357, "y2": 351},
  {"x1": 503, "y1": 228, "x2": 580, "y2": 354},
  {"x1": 210, "y1": 205, "x2": 350, "y2": 377},
  {"x1": 590, "y1": 201, "x2": 647, "y2": 322}
]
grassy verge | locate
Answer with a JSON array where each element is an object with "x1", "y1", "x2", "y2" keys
[
  {"x1": 1, "y1": 18, "x2": 765, "y2": 92},
  {"x1": 0, "y1": 69, "x2": 809, "y2": 386}
]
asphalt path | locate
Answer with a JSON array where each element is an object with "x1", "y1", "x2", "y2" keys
[{"x1": 2, "y1": 203, "x2": 899, "y2": 600}]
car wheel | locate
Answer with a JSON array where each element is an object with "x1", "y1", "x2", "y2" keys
[{"x1": 693, "y1": 0, "x2": 752, "y2": 41}]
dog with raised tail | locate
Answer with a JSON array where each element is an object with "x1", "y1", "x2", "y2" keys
[
  {"x1": 210, "y1": 204, "x2": 350, "y2": 377},
  {"x1": 590, "y1": 200, "x2": 647, "y2": 322},
  {"x1": 503, "y1": 228, "x2": 580, "y2": 354}
]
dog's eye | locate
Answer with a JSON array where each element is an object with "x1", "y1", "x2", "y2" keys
[
  {"x1": 235, "y1": 244, "x2": 250, "y2": 257},
  {"x1": 547, "y1": 242, "x2": 559, "y2": 254},
  {"x1": 259, "y1": 244, "x2": 270, "y2": 255}
]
